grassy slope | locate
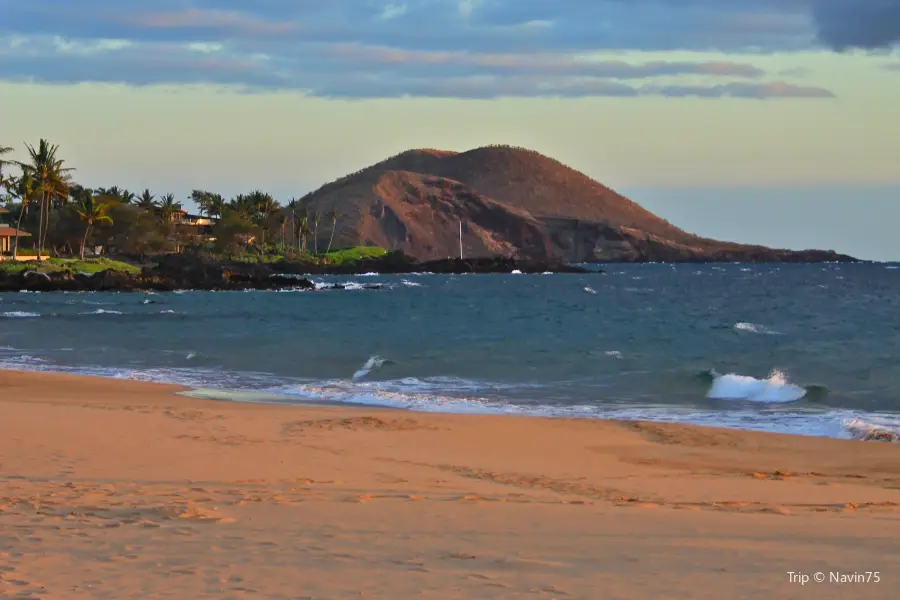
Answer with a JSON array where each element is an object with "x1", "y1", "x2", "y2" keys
[
  {"x1": 322, "y1": 246, "x2": 387, "y2": 265},
  {"x1": 0, "y1": 258, "x2": 140, "y2": 275}
]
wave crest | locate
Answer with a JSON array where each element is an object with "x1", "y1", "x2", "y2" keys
[{"x1": 707, "y1": 369, "x2": 806, "y2": 403}]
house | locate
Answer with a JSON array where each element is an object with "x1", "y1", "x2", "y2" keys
[{"x1": 0, "y1": 208, "x2": 31, "y2": 254}]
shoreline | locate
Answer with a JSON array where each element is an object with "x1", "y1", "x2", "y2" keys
[
  {"x1": 1, "y1": 368, "x2": 898, "y2": 597},
  {"x1": 2, "y1": 367, "x2": 897, "y2": 444}
]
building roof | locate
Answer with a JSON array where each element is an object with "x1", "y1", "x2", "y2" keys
[
  {"x1": 0, "y1": 207, "x2": 9, "y2": 213},
  {"x1": 0, "y1": 226, "x2": 30, "y2": 237}
]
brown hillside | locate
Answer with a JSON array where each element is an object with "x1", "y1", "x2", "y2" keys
[
  {"x1": 313, "y1": 146, "x2": 699, "y2": 244},
  {"x1": 303, "y1": 146, "x2": 854, "y2": 262},
  {"x1": 310, "y1": 170, "x2": 553, "y2": 260}
]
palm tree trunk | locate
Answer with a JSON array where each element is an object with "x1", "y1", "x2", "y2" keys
[
  {"x1": 12, "y1": 205, "x2": 26, "y2": 260},
  {"x1": 80, "y1": 222, "x2": 91, "y2": 260},
  {"x1": 313, "y1": 223, "x2": 318, "y2": 255},
  {"x1": 325, "y1": 221, "x2": 337, "y2": 255},
  {"x1": 37, "y1": 192, "x2": 47, "y2": 262}
]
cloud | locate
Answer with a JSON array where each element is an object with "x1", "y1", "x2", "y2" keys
[
  {"x1": 1, "y1": 1, "x2": 883, "y2": 98},
  {"x1": 812, "y1": 0, "x2": 900, "y2": 49}
]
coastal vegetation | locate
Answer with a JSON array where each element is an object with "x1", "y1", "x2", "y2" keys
[{"x1": 0, "y1": 138, "x2": 359, "y2": 266}]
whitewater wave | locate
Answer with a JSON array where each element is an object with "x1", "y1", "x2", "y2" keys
[
  {"x1": 79, "y1": 309, "x2": 123, "y2": 315},
  {"x1": 401, "y1": 279, "x2": 422, "y2": 287},
  {"x1": 1, "y1": 311, "x2": 40, "y2": 318},
  {"x1": 843, "y1": 416, "x2": 900, "y2": 443},
  {"x1": 707, "y1": 369, "x2": 806, "y2": 403},
  {"x1": 351, "y1": 355, "x2": 389, "y2": 380},
  {"x1": 734, "y1": 322, "x2": 780, "y2": 335},
  {"x1": 584, "y1": 286, "x2": 597, "y2": 294},
  {"x1": 0, "y1": 349, "x2": 895, "y2": 442}
]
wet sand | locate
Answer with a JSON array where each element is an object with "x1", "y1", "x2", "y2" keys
[{"x1": 1, "y1": 369, "x2": 898, "y2": 598}]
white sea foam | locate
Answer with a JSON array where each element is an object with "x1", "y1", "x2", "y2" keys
[
  {"x1": 159, "y1": 309, "x2": 177, "y2": 314},
  {"x1": 734, "y1": 322, "x2": 780, "y2": 335},
  {"x1": 352, "y1": 355, "x2": 388, "y2": 380},
  {"x1": 511, "y1": 269, "x2": 523, "y2": 274},
  {"x1": 1, "y1": 311, "x2": 40, "y2": 318},
  {"x1": 584, "y1": 286, "x2": 597, "y2": 294},
  {"x1": 605, "y1": 350, "x2": 623, "y2": 359},
  {"x1": 401, "y1": 279, "x2": 422, "y2": 287},
  {"x1": 0, "y1": 349, "x2": 896, "y2": 442},
  {"x1": 79, "y1": 309, "x2": 124, "y2": 315},
  {"x1": 707, "y1": 369, "x2": 806, "y2": 403},
  {"x1": 842, "y1": 415, "x2": 900, "y2": 443}
]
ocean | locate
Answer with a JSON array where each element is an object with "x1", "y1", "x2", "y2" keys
[{"x1": 3, "y1": 263, "x2": 900, "y2": 441}]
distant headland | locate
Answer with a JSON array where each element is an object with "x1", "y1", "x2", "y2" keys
[{"x1": 1, "y1": 139, "x2": 855, "y2": 291}]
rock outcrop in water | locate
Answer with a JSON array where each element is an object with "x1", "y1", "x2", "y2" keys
[
  {"x1": 0, "y1": 253, "x2": 591, "y2": 292},
  {"x1": 299, "y1": 146, "x2": 857, "y2": 263}
]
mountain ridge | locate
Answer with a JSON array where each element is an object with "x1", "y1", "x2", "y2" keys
[{"x1": 303, "y1": 145, "x2": 855, "y2": 263}]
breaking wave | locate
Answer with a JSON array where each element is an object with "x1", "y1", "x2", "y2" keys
[
  {"x1": 707, "y1": 369, "x2": 807, "y2": 403},
  {"x1": 351, "y1": 355, "x2": 390, "y2": 380}
]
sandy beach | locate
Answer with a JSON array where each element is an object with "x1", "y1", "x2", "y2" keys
[{"x1": 1, "y1": 370, "x2": 898, "y2": 599}]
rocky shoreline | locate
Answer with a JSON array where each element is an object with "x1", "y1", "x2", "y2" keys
[{"x1": 0, "y1": 253, "x2": 593, "y2": 292}]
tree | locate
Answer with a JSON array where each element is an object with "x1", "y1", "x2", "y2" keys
[
  {"x1": 21, "y1": 139, "x2": 73, "y2": 262},
  {"x1": 324, "y1": 207, "x2": 343, "y2": 255},
  {"x1": 245, "y1": 190, "x2": 279, "y2": 250},
  {"x1": 295, "y1": 206, "x2": 310, "y2": 253},
  {"x1": 212, "y1": 212, "x2": 258, "y2": 257},
  {"x1": 286, "y1": 198, "x2": 299, "y2": 249},
  {"x1": 206, "y1": 193, "x2": 225, "y2": 220},
  {"x1": 0, "y1": 145, "x2": 13, "y2": 196},
  {"x1": 70, "y1": 189, "x2": 114, "y2": 259},
  {"x1": 157, "y1": 193, "x2": 183, "y2": 251},
  {"x1": 8, "y1": 173, "x2": 37, "y2": 259},
  {"x1": 157, "y1": 193, "x2": 182, "y2": 223},
  {"x1": 312, "y1": 210, "x2": 320, "y2": 255},
  {"x1": 136, "y1": 188, "x2": 156, "y2": 211}
]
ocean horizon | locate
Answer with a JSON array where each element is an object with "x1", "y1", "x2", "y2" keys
[{"x1": 3, "y1": 262, "x2": 899, "y2": 442}]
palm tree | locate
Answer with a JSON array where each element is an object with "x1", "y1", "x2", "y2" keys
[
  {"x1": 70, "y1": 190, "x2": 113, "y2": 259},
  {"x1": 228, "y1": 193, "x2": 255, "y2": 219},
  {"x1": 286, "y1": 198, "x2": 299, "y2": 249},
  {"x1": 312, "y1": 210, "x2": 320, "y2": 255},
  {"x1": 295, "y1": 206, "x2": 310, "y2": 253},
  {"x1": 136, "y1": 188, "x2": 156, "y2": 210},
  {"x1": 157, "y1": 193, "x2": 182, "y2": 223},
  {"x1": 246, "y1": 190, "x2": 279, "y2": 249},
  {"x1": 9, "y1": 173, "x2": 37, "y2": 259},
  {"x1": 0, "y1": 145, "x2": 14, "y2": 194},
  {"x1": 206, "y1": 193, "x2": 225, "y2": 221},
  {"x1": 21, "y1": 139, "x2": 73, "y2": 262},
  {"x1": 120, "y1": 190, "x2": 136, "y2": 204},
  {"x1": 324, "y1": 207, "x2": 343, "y2": 255}
]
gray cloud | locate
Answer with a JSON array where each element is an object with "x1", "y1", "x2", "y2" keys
[
  {"x1": 0, "y1": 1, "x2": 882, "y2": 98},
  {"x1": 812, "y1": 0, "x2": 900, "y2": 49}
]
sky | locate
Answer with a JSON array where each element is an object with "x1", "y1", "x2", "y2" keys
[{"x1": 1, "y1": 0, "x2": 899, "y2": 259}]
